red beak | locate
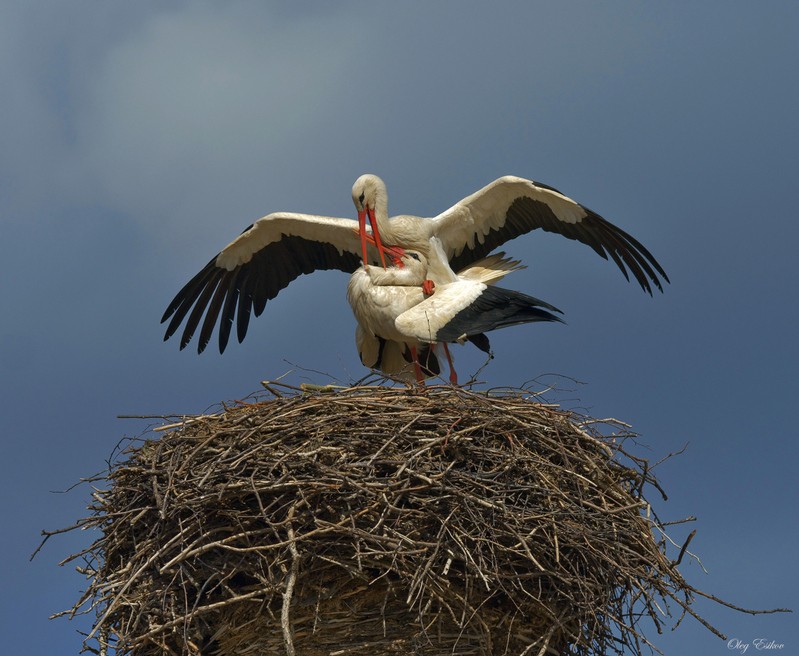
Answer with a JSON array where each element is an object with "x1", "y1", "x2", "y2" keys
[
  {"x1": 358, "y1": 208, "x2": 369, "y2": 268},
  {"x1": 360, "y1": 232, "x2": 407, "y2": 267},
  {"x1": 358, "y1": 207, "x2": 388, "y2": 269},
  {"x1": 368, "y1": 207, "x2": 388, "y2": 269}
]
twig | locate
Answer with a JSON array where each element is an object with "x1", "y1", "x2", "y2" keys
[
  {"x1": 282, "y1": 503, "x2": 299, "y2": 656},
  {"x1": 672, "y1": 529, "x2": 696, "y2": 566}
]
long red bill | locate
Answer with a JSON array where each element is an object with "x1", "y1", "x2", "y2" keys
[
  {"x1": 367, "y1": 207, "x2": 388, "y2": 269},
  {"x1": 361, "y1": 234, "x2": 406, "y2": 267},
  {"x1": 357, "y1": 209, "x2": 370, "y2": 268}
]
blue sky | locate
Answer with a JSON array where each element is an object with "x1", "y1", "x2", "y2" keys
[{"x1": 2, "y1": 2, "x2": 796, "y2": 653}]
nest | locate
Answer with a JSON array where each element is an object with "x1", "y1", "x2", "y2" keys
[{"x1": 56, "y1": 383, "x2": 721, "y2": 655}]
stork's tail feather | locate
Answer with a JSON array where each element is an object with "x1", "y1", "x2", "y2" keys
[
  {"x1": 456, "y1": 252, "x2": 526, "y2": 286},
  {"x1": 467, "y1": 333, "x2": 492, "y2": 354},
  {"x1": 435, "y1": 286, "x2": 564, "y2": 344}
]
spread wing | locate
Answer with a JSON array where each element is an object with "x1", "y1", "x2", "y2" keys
[
  {"x1": 432, "y1": 176, "x2": 669, "y2": 294},
  {"x1": 161, "y1": 212, "x2": 366, "y2": 353}
]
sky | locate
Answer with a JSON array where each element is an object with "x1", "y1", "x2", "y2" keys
[{"x1": 1, "y1": 1, "x2": 797, "y2": 653}]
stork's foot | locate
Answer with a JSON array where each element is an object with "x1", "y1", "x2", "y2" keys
[{"x1": 422, "y1": 279, "x2": 435, "y2": 295}]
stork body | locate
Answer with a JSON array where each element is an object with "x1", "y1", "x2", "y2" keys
[
  {"x1": 161, "y1": 174, "x2": 668, "y2": 372},
  {"x1": 347, "y1": 238, "x2": 562, "y2": 383}
]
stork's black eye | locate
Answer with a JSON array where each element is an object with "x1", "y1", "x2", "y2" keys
[
  {"x1": 358, "y1": 192, "x2": 365, "y2": 204},
  {"x1": 408, "y1": 252, "x2": 420, "y2": 261}
]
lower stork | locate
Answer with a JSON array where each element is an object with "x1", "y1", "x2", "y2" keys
[{"x1": 347, "y1": 238, "x2": 563, "y2": 383}]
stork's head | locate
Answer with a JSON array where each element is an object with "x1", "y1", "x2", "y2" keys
[
  {"x1": 352, "y1": 174, "x2": 390, "y2": 269},
  {"x1": 399, "y1": 250, "x2": 427, "y2": 273},
  {"x1": 351, "y1": 174, "x2": 386, "y2": 212}
]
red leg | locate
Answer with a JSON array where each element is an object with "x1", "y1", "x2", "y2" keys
[
  {"x1": 443, "y1": 343, "x2": 458, "y2": 385},
  {"x1": 409, "y1": 346, "x2": 426, "y2": 385}
]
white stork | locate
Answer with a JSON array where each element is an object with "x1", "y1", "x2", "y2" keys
[
  {"x1": 161, "y1": 173, "x2": 668, "y2": 360},
  {"x1": 348, "y1": 237, "x2": 563, "y2": 383},
  {"x1": 352, "y1": 245, "x2": 526, "y2": 382}
]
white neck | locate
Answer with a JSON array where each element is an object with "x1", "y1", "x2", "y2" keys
[{"x1": 370, "y1": 181, "x2": 390, "y2": 235}]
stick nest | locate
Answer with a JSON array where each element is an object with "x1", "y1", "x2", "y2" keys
[{"x1": 61, "y1": 383, "x2": 704, "y2": 655}]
